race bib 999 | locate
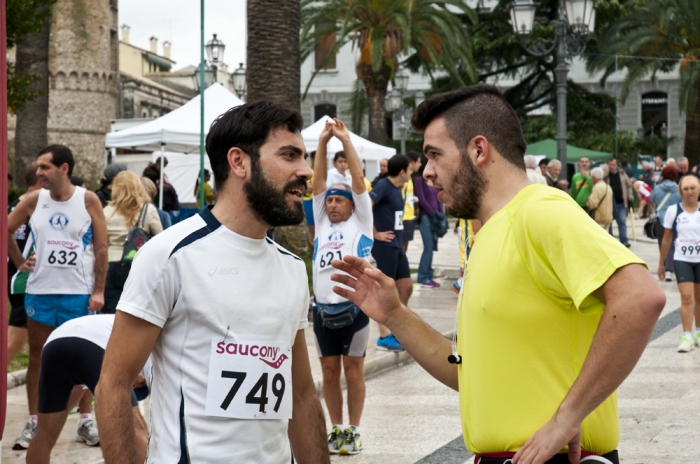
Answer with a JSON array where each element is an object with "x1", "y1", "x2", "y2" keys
[{"x1": 205, "y1": 339, "x2": 292, "y2": 420}]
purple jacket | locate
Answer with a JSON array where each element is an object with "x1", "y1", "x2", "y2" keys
[{"x1": 414, "y1": 177, "x2": 443, "y2": 217}]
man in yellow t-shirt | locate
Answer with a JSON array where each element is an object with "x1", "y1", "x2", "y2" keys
[
  {"x1": 402, "y1": 151, "x2": 422, "y2": 252},
  {"x1": 330, "y1": 85, "x2": 665, "y2": 464}
]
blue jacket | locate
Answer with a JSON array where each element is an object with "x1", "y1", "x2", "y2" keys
[{"x1": 649, "y1": 180, "x2": 681, "y2": 221}]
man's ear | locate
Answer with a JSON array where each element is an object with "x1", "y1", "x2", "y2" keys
[
  {"x1": 228, "y1": 147, "x2": 249, "y2": 180},
  {"x1": 472, "y1": 136, "x2": 490, "y2": 167}
]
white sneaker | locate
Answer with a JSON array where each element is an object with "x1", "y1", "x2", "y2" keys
[
  {"x1": 678, "y1": 335, "x2": 694, "y2": 353},
  {"x1": 76, "y1": 419, "x2": 100, "y2": 446},
  {"x1": 12, "y1": 421, "x2": 36, "y2": 450},
  {"x1": 665, "y1": 271, "x2": 673, "y2": 282}
]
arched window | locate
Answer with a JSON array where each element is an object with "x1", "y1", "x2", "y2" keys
[
  {"x1": 314, "y1": 103, "x2": 337, "y2": 121},
  {"x1": 641, "y1": 91, "x2": 668, "y2": 137}
]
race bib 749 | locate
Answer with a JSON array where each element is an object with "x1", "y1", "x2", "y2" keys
[{"x1": 205, "y1": 339, "x2": 292, "y2": 420}]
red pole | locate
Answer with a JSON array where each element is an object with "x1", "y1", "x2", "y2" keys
[{"x1": 1, "y1": 0, "x2": 9, "y2": 443}]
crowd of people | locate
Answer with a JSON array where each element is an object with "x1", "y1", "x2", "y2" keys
[{"x1": 3, "y1": 86, "x2": 673, "y2": 464}]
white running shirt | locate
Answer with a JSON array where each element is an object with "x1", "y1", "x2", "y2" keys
[
  {"x1": 664, "y1": 203, "x2": 700, "y2": 262},
  {"x1": 313, "y1": 190, "x2": 373, "y2": 304},
  {"x1": 45, "y1": 314, "x2": 152, "y2": 386},
  {"x1": 117, "y1": 208, "x2": 309, "y2": 464},
  {"x1": 27, "y1": 187, "x2": 94, "y2": 295}
]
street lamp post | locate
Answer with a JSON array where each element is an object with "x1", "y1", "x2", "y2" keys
[
  {"x1": 232, "y1": 63, "x2": 247, "y2": 101},
  {"x1": 386, "y1": 68, "x2": 410, "y2": 153},
  {"x1": 192, "y1": 34, "x2": 226, "y2": 91},
  {"x1": 510, "y1": 0, "x2": 595, "y2": 181}
]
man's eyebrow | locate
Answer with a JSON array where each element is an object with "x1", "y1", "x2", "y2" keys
[
  {"x1": 279, "y1": 145, "x2": 303, "y2": 154},
  {"x1": 424, "y1": 144, "x2": 440, "y2": 155}
]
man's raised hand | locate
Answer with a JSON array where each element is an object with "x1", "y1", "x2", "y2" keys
[
  {"x1": 330, "y1": 118, "x2": 351, "y2": 143},
  {"x1": 319, "y1": 120, "x2": 335, "y2": 145},
  {"x1": 331, "y1": 255, "x2": 403, "y2": 327}
]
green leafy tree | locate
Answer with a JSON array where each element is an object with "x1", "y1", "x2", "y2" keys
[
  {"x1": 587, "y1": 0, "x2": 700, "y2": 165},
  {"x1": 301, "y1": 0, "x2": 477, "y2": 145}
]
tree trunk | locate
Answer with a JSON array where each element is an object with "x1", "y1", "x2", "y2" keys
[
  {"x1": 684, "y1": 79, "x2": 700, "y2": 167},
  {"x1": 247, "y1": 0, "x2": 309, "y2": 255},
  {"x1": 13, "y1": 16, "x2": 51, "y2": 189},
  {"x1": 359, "y1": 62, "x2": 392, "y2": 145},
  {"x1": 247, "y1": 0, "x2": 300, "y2": 110}
]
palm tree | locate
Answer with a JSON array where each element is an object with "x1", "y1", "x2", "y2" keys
[
  {"x1": 301, "y1": 0, "x2": 477, "y2": 145},
  {"x1": 247, "y1": 0, "x2": 301, "y2": 110},
  {"x1": 11, "y1": 2, "x2": 53, "y2": 188},
  {"x1": 587, "y1": 0, "x2": 700, "y2": 165},
  {"x1": 247, "y1": 0, "x2": 310, "y2": 255}
]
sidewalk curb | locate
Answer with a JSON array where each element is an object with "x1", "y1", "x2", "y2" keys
[
  {"x1": 7, "y1": 369, "x2": 27, "y2": 390},
  {"x1": 313, "y1": 331, "x2": 454, "y2": 398}
]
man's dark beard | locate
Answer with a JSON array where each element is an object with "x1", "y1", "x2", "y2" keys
[
  {"x1": 445, "y1": 151, "x2": 487, "y2": 219},
  {"x1": 244, "y1": 157, "x2": 306, "y2": 227}
]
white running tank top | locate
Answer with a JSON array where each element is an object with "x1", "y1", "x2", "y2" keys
[{"x1": 27, "y1": 187, "x2": 95, "y2": 295}]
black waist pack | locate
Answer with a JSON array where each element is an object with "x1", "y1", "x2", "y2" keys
[{"x1": 315, "y1": 301, "x2": 360, "y2": 329}]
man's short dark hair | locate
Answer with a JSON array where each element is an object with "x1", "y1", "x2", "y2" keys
[
  {"x1": 538, "y1": 158, "x2": 550, "y2": 167},
  {"x1": 205, "y1": 100, "x2": 304, "y2": 190},
  {"x1": 333, "y1": 151, "x2": 346, "y2": 163},
  {"x1": 24, "y1": 162, "x2": 38, "y2": 187},
  {"x1": 405, "y1": 150, "x2": 421, "y2": 162},
  {"x1": 388, "y1": 154, "x2": 410, "y2": 177},
  {"x1": 412, "y1": 85, "x2": 526, "y2": 170},
  {"x1": 38, "y1": 144, "x2": 74, "y2": 176}
]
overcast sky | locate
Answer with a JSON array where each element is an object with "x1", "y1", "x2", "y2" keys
[{"x1": 120, "y1": 0, "x2": 247, "y2": 72}]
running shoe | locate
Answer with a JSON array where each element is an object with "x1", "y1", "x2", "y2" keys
[
  {"x1": 421, "y1": 280, "x2": 440, "y2": 288},
  {"x1": 376, "y1": 334, "x2": 404, "y2": 352},
  {"x1": 433, "y1": 267, "x2": 445, "y2": 278},
  {"x1": 678, "y1": 335, "x2": 694, "y2": 353},
  {"x1": 12, "y1": 420, "x2": 36, "y2": 450},
  {"x1": 665, "y1": 271, "x2": 673, "y2": 282},
  {"x1": 340, "y1": 427, "x2": 363, "y2": 455},
  {"x1": 451, "y1": 280, "x2": 462, "y2": 294},
  {"x1": 76, "y1": 419, "x2": 100, "y2": 446},
  {"x1": 328, "y1": 426, "x2": 345, "y2": 454}
]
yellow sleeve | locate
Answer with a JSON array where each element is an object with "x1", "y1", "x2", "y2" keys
[{"x1": 513, "y1": 192, "x2": 646, "y2": 313}]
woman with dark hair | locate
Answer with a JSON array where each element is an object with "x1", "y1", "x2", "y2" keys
[
  {"x1": 413, "y1": 157, "x2": 444, "y2": 287},
  {"x1": 327, "y1": 151, "x2": 351, "y2": 185},
  {"x1": 194, "y1": 169, "x2": 216, "y2": 209}
]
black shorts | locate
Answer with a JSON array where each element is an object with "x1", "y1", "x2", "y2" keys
[
  {"x1": 371, "y1": 244, "x2": 411, "y2": 280},
  {"x1": 313, "y1": 307, "x2": 370, "y2": 357},
  {"x1": 403, "y1": 219, "x2": 415, "y2": 242},
  {"x1": 38, "y1": 337, "x2": 137, "y2": 413},
  {"x1": 9, "y1": 293, "x2": 27, "y2": 328},
  {"x1": 674, "y1": 260, "x2": 700, "y2": 284}
]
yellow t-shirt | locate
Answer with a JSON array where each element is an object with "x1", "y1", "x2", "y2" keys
[
  {"x1": 364, "y1": 177, "x2": 372, "y2": 193},
  {"x1": 457, "y1": 184, "x2": 644, "y2": 455},
  {"x1": 402, "y1": 178, "x2": 415, "y2": 220},
  {"x1": 195, "y1": 183, "x2": 215, "y2": 209},
  {"x1": 303, "y1": 169, "x2": 314, "y2": 200}
]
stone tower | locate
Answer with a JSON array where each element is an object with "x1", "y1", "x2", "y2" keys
[{"x1": 47, "y1": 0, "x2": 119, "y2": 184}]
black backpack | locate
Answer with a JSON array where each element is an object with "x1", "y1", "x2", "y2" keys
[{"x1": 121, "y1": 204, "x2": 152, "y2": 264}]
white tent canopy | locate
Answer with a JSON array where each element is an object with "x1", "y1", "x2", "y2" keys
[
  {"x1": 151, "y1": 152, "x2": 213, "y2": 205},
  {"x1": 105, "y1": 83, "x2": 244, "y2": 153},
  {"x1": 301, "y1": 115, "x2": 396, "y2": 161}
]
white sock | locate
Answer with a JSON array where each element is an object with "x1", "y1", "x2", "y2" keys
[
  {"x1": 29, "y1": 415, "x2": 38, "y2": 425},
  {"x1": 684, "y1": 331, "x2": 693, "y2": 339},
  {"x1": 79, "y1": 413, "x2": 92, "y2": 425}
]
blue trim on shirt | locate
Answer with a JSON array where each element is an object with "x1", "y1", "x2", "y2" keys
[
  {"x1": 178, "y1": 391, "x2": 190, "y2": 464},
  {"x1": 266, "y1": 237, "x2": 303, "y2": 262},
  {"x1": 169, "y1": 208, "x2": 221, "y2": 258}
]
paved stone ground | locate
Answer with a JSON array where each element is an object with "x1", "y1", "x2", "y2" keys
[{"x1": 4, "y1": 216, "x2": 699, "y2": 463}]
